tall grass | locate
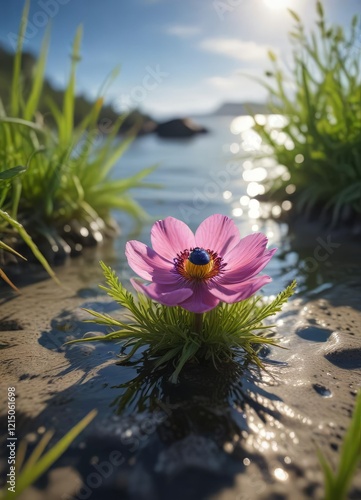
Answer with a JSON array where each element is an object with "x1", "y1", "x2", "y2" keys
[
  {"x1": 319, "y1": 391, "x2": 361, "y2": 500},
  {"x1": 252, "y1": 1, "x2": 361, "y2": 225},
  {"x1": 0, "y1": 0, "x2": 156, "y2": 279}
]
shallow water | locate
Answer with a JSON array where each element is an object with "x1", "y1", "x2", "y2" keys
[
  {"x1": 1, "y1": 115, "x2": 361, "y2": 500},
  {"x1": 110, "y1": 114, "x2": 361, "y2": 298}
]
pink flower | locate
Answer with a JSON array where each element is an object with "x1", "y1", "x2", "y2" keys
[{"x1": 125, "y1": 214, "x2": 277, "y2": 314}]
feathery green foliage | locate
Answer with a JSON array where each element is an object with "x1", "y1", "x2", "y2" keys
[
  {"x1": 0, "y1": 0, "x2": 157, "y2": 276},
  {"x1": 252, "y1": 1, "x2": 361, "y2": 224},
  {"x1": 318, "y1": 391, "x2": 361, "y2": 500},
  {"x1": 0, "y1": 410, "x2": 97, "y2": 500},
  {"x1": 67, "y1": 262, "x2": 296, "y2": 382}
]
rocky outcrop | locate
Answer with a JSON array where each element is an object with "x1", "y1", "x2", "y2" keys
[{"x1": 155, "y1": 118, "x2": 208, "y2": 138}]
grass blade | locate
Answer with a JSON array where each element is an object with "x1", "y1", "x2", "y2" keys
[
  {"x1": 10, "y1": 0, "x2": 30, "y2": 116},
  {"x1": 1, "y1": 410, "x2": 97, "y2": 500},
  {"x1": 0, "y1": 210, "x2": 59, "y2": 284},
  {"x1": 23, "y1": 26, "x2": 50, "y2": 121}
]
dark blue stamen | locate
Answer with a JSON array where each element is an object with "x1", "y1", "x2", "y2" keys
[{"x1": 188, "y1": 247, "x2": 210, "y2": 266}]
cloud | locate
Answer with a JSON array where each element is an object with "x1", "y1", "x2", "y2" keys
[
  {"x1": 199, "y1": 37, "x2": 274, "y2": 62},
  {"x1": 165, "y1": 25, "x2": 202, "y2": 38},
  {"x1": 139, "y1": 71, "x2": 269, "y2": 118},
  {"x1": 205, "y1": 76, "x2": 237, "y2": 90},
  {"x1": 204, "y1": 71, "x2": 268, "y2": 101}
]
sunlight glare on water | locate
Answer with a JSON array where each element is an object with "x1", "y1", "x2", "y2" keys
[
  {"x1": 243, "y1": 167, "x2": 267, "y2": 182},
  {"x1": 241, "y1": 130, "x2": 262, "y2": 152},
  {"x1": 119, "y1": 114, "x2": 294, "y2": 263},
  {"x1": 230, "y1": 115, "x2": 255, "y2": 134},
  {"x1": 274, "y1": 468, "x2": 289, "y2": 481},
  {"x1": 266, "y1": 114, "x2": 289, "y2": 128}
]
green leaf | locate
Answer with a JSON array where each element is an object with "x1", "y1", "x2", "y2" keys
[
  {"x1": 169, "y1": 341, "x2": 200, "y2": 383},
  {"x1": 0, "y1": 240, "x2": 26, "y2": 260},
  {"x1": 316, "y1": 1, "x2": 324, "y2": 19},
  {"x1": 288, "y1": 9, "x2": 301, "y2": 23},
  {"x1": 319, "y1": 391, "x2": 361, "y2": 500},
  {"x1": 10, "y1": 0, "x2": 30, "y2": 116},
  {"x1": 23, "y1": 27, "x2": 50, "y2": 121},
  {"x1": 61, "y1": 25, "x2": 83, "y2": 143},
  {"x1": 0, "y1": 166, "x2": 27, "y2": 180},
  {"x1": 268, "y1": 50, "x2": 277, "y2": 62}
]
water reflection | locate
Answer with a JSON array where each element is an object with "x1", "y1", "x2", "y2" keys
[
  {"x1": 87, "y1": 353, "x2": 302, "y2": 497},
  {"x1": 230, "y1": 115, "x2": 255, "y2": 134},
  {"x1": 36, "y1": 308, "x2": 301, "y2": 498},
  {"x1": 243, "y1": 167, "x2": 267, "y2": 182},
  {"x1": 235, "y1": 132, "x2": 361, "y2": 299},
  {"x1": 111, "y1": 355, "x2": 280, "y2": 416},
  {"x1": 285, "y1": 183, "x2": 296, "y2": 194},
  {"x1": 274, "y1": 467, "x2": 289, "y2": 481},
  {"x1": 232, "y1": 207, "x2": 243, "y2": 217},
  {"x1": 225, "y1": 116, "x2": 299, "y2": 228}
]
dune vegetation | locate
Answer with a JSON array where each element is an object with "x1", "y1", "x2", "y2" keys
[{"x1": 253, "y1": 1, "x2": 361, "y2": 226}]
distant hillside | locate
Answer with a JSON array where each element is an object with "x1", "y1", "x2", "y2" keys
[
  {"x1": 0, "y1": 46, "x2": 154, "y2": 134},
  {"x1": 212, "y1": 101, "x2": 269, "y2": 116}
]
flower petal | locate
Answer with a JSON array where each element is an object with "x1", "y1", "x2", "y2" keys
[
  {"x1": 125, "y1": 241, "x2": 176, "y2": 284},
  {"x1": 151, "y1": 217, "x2": 195, "y2": 261},
  {"x1": 223, "y1": 232, "x2": 269, "y2": 267},
  {"x1": 195, "y1": 214, "x2": 240, "y2": 256},
  {"x1": 209, "y1": 275, "x2": 272, "y2": 303},
  {"x1": 221, "y1": 247, "x2": 277, "y2": 284},
  {"x1": 176, "y1": 282, "x2": 220, "y2": 313},
  {"x1": 130, "y1": 279, "x2": 193, "y2": 306},
  {"x1": 131, "y1": 279, "x2": 219, "y2": 313}
]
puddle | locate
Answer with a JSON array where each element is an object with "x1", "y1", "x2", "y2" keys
[{"x1": 296, "y1": 326, "x2": 332, "y2": 342}]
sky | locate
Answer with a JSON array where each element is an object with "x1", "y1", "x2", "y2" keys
[{"x1": 1, "y1": 0, "x2": 360, "y2": 118}]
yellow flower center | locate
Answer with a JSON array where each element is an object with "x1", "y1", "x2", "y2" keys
[
  {"x1": 184, "y1": 259, "x2": 214, "y2": 280},
  {"x1": 174, "y1": 247, "x2": 225, "y2": 282}
]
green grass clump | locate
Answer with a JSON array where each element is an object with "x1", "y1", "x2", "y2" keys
[
  {"x1": 318, "y1": 391, "x2": 361, "y2": 500},
  {"x1": 0, "y1": 166, "x2": 58, "y2": 286},
  {"x1": 67, "y1": 262, "x2": 296, "y2": 383},
  {"x1": 0, "y1": 0, "x2": 157, "y2": 275},
  {"x1": 0, "y1": 410, "x2": 96, "y2": 500},
  {"x1": 252, "y1": 1, "x2": 361, "y2": 225}
]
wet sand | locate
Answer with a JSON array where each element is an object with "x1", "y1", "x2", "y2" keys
[{"x1": 0, "y1": 240, "x2": 361, "y2": 500}]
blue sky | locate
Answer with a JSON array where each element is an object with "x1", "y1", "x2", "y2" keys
[{"x1": 1, "y1": 0, "x2": 360, "y2": 117}]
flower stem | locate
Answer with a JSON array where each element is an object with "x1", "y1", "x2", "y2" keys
[{"x1": 193, "y1": 313, "x2": 203, "y2": 333}]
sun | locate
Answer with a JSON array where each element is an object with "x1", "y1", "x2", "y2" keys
[{"x1": 263, "y1": 0, "x2": 291, "y2": 10}]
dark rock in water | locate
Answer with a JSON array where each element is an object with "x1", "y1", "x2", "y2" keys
[
  {"x1": 155, "y1": 118, "x2": 208, "y2": 138},
  {"x1": 120, "y1": 109, "x2": 157, "y2": 135}
]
